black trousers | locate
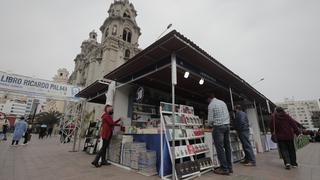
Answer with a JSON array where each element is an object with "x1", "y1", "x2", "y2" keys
[
  {"x1": 23, "y1": 133, "x2": 30, "y2": 144},
  {"x1": 278, "y1": 140, "x2": 297, "y2": 166},
  {"x1": 93, "y1": 139, "x2": 110, "y2": 163},
  {"x1": 11, "y1": 140, "x2": 19, "y2": 145}
]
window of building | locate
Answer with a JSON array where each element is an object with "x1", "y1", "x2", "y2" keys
[
  {"x1": 105, "y1": 28, "x2": 109, "y2": 38},
  {"x1": 127, "y1": 31, "x2": 132, "y2": 42},
  {"x1": 125, "y1": 49, "x2": 130, "y2": 58},
  {"x1": 112, "y1": 25, "x2": 117, "y2": 35},
  {"x1": 122, "y1": 28, "x2": 132, "y2": 43},
  {"x1": 123, "y1": 10, "x2": 131, "y2": 18}
]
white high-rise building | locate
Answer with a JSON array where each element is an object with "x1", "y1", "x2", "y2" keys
[
  {"x1": 0, "y1": 99, "x2": 28, "y2": 117},
  {"x1": 277, "y1": 98, "x2": 320, "y2": 130}
]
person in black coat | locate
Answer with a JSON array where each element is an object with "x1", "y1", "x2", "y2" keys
[
  {"x1": 23, "y1": 119, "x2": 32, "y2": 145},
  {"x1": 2, "y1": 119, "x2": 9, "y2": 141}
]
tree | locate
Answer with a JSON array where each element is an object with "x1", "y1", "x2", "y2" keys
[{"x1": 35, "y1": 111, "x2": 63, "y2": 127}]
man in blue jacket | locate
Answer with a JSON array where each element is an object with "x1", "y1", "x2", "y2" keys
[{"x1": 234, "y1": 105, "x2": 256, "y2": 166}]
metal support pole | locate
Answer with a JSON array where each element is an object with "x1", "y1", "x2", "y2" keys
[
  {"x1": 171, "y1": 52, "x2": 177, "y2": 180},
  {"x1": 71, "y1": 124, "x2": 78, "y2": 152},
  {"x1": 160, "y1": 108, "x2": 164, "y2": 179},
  {"x1": 77, "y1": 101, "x2": 86, "y2": 151},
  {"x1": 71, "y1": 103, "x2": 81, "y2": 152},
  {"x1": 229, "y1": 87, "x2": 234, "y2": 110},
  {"x1": 31, "y1": 101, "x2": 39, "y2": 126},
  {"x1": 266, "y1": 100, "x2": 271, "y2": 114},
  {"x1": 259, "y1": 104, "x2": 266, "y2": 134},
  {"x1": 229, "y1": 87, "x2": 235, "y2": 120},
  {"x1": 253, "y1": 100, "x2": 257, "y2": 110}
]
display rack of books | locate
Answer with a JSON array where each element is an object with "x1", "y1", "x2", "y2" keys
[
  {"x1": 204, "y1": 132, "x2": 220, "y2": 168},
  {"x1": 132, "y1": 103, "x2": 160, "y2": 127},
  {"x1": 160, "y1": 102, "x2": 213, "y2": 180},
  {"x1": 230, "y1": 131, "x2": 245, "y2": 162},
  {"x1": 249, "y1": 128, "x2": 257, "y2": 155},
  {"x1": 205, "y1": 129, "x2": 255, "y2": 167},
  {"x1": 83, "y1": 121, "x2": 101, "y2": 154}
]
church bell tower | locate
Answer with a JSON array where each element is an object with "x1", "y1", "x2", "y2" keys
[{"x1": 99, "y1": 0, "x2": 141, "y2": 76}]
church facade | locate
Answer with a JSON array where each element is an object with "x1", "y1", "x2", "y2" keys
[
  {"x1": 69, "y1": 0, "x2": 141, "y2": 87},
  {"x1": 68, "y1": 0, "x2": 141, "y2": 122}
]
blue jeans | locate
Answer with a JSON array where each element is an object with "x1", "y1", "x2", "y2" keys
[
  {"x1": 212, "y1": 124, "x2": 232, "y2": 171},
  {"x1": 238, "y1": 130, "x2": 256, "y2": 164}
]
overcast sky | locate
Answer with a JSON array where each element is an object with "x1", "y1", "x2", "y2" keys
[{"x1": 0, "y1": 0, "x2": 319, "y2": 103}]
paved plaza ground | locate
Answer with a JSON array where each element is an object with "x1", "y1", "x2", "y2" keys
[{"x1": 0, "y1": 135, "x2": 320, "y2": 180}]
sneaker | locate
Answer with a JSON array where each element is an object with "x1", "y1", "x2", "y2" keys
[
  {"x1": 100, "y1": 161, "x2": 111, "y2": 166},
  {"x1": 91, "y1": 161, "x2": 101, "y2": 168},
  {"x1": 240, "y1": 160, "x2": 249, "y2": 164},
  {"x1": 214, "y1": 168, "x2": 230, "y2": 175},
  {"x1": 285, "y1": 164, "x2": 291, "y2": 170},
  {"x1": 244, "y1": 162, "x2": 256, "y2": 166}
]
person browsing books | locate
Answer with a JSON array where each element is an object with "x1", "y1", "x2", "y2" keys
[{"x1": 91, "y1": 104, "x2": 121, "y2": 167}]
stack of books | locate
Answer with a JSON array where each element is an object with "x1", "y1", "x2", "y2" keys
[
  {"x1": 130, "y1": 142, "x2": 147, "y2": 170},
  {"x1": 175, "y1": 161, "x2": 200, "y2": 179},
  {"x1": 138, "y1": 150, "x2": 157, "y2": 176},
  {"x1": 196, "y1": 157, "x2": 213, "y2": 170},
  {"x1": 122, "y1": 142, "x2": 132, "y2": 167},
  {"x1": 108, "y1": 135, "x2": 122, "y2": 163}
]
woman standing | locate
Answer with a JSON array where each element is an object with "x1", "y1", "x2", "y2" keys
[
  {"x1": 12, "y1": 116, "x2": 28, "y2": 146},
  {"x1": 270, "y1": 107, "x2": 300, "y2": 170},
  {"x1": 91, "y1": 105, "x2": 121, "y2": 167}
]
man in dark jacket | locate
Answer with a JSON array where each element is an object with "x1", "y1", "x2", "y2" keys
[
  {"x1": 234, "y1": 105, "x2": 256, "y2": 166},
  {"x1": 270, "y1": 107, "x2": 300, "y2": 170}
]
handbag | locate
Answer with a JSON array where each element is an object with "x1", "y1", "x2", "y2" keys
[{"x1": 271, "y1": 114, "x2": 278, "y2": 143}]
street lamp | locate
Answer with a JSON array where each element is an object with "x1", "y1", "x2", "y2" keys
[
  {"x1": 251, "y1": 78, "x2": 264, "y2": 86},
  {"x1": 156, "y1": 23, "x2": 173, "y2": 40}
]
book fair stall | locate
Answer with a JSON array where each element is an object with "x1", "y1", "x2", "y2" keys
[{"x1": 76, "y1": 30, "x2": 276, "y2": 179}]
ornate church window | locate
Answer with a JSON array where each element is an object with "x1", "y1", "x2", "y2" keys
[
  {"x1": 112, "y1": 25, "x2": 117, "y2": 35},
  {"x1": 125, "y1": 49, "x2": 130, "y2": 58},
  {"x1": 105, "y1": 28, "x2": 109, "y2": 38},
  {"x1": 122, "y1": 28, "x2": 132, "y2": 43},
  {"x1": 127, "y1": 31, "x2": 132, "y2": 42},
  {"x1": 123, "y1": 10, "x2": 131, "y2": 18}
]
